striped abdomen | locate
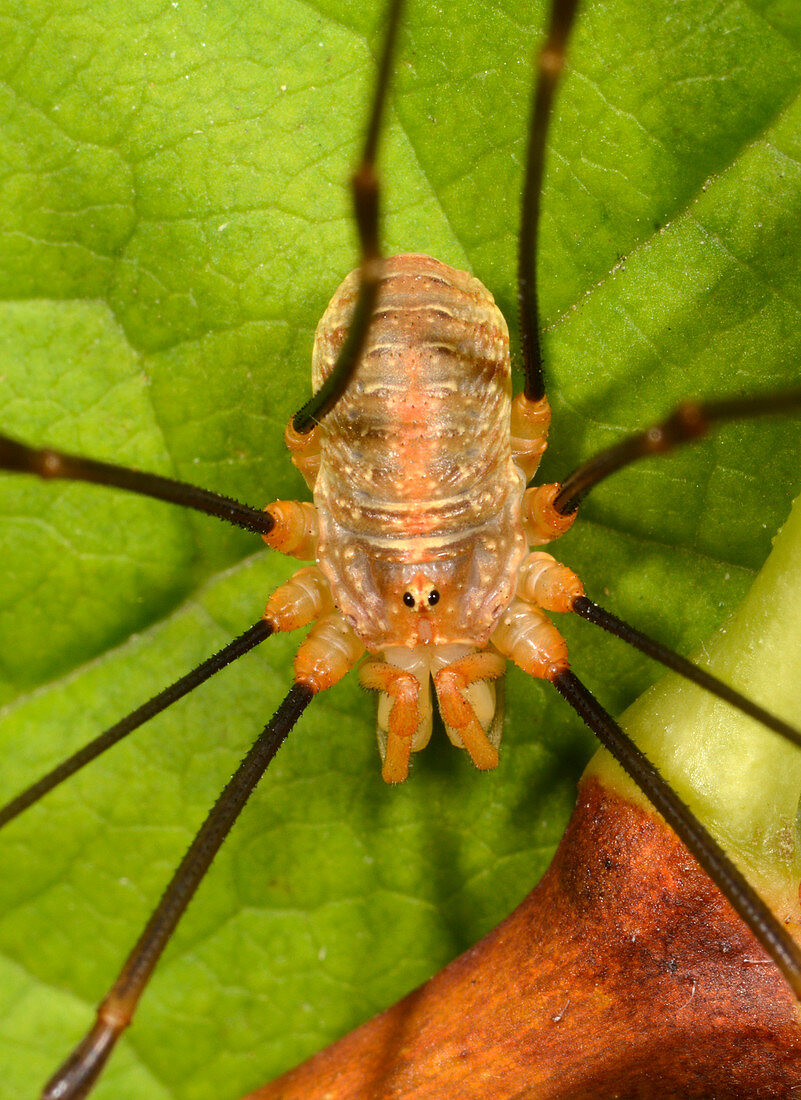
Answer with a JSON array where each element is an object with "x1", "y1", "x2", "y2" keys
[{"x1": 313, "y1": 254, "x2": 527, "y2": 651}]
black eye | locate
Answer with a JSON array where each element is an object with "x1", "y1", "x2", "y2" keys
[
  {"x1": 427, "y1": 589, "x2": 440, "y2": 606},
  {"x1": 403, "y1": 592, "x2": 415, "y2": 607}
]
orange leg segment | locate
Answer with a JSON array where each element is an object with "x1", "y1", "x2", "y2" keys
[
  {"x1": 510, "y1": 392, "x2": 552, "y2": 482},
  {"x1": 522, "y1": 482, "x2": 577, "y2": 546},
  {"x1": 491, "y1": 598, "x2": 569, "y2": 682},
  {"x1": 516, "y1": 551, "x2": 584, "y2": 612},
  {"x1": 294, "y1": 612, "x2": 365, "y2": 695},
  {"x1": 433, "y1": 652, "x2": 506, "y2": 772},
  {"x1": 263, "y1": 565, "x2": 334, "y2": 633},
  {"x1": 359, "y1": 660, "x2": 421, "y2": 783},
  {"x1": 262, "y1": 500, "x2": 319, "y2": 560},
  {"x1": 284, "y1": 419, "x2": 322, "y2": 492}
]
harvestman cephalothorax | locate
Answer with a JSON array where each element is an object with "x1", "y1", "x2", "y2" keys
[{"x1": 1, "y1": 0, "x2": 800, "y2": 1095}]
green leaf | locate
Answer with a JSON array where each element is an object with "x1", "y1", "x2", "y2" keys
[{"x1": 1, "y1": 0, "x2": 801, "y2": 1097}]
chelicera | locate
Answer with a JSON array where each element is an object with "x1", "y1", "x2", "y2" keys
[{"x1": 2, "y1": 0, "x2": 801, "y2": 1097}]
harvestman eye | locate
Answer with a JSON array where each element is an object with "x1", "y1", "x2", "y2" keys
[{"x1": 2, "y1": 0, "x2": 801, "y2": 1097}]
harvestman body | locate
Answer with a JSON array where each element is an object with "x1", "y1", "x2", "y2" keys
[
  {"x1": 268, "y1": 251, "x2": 575, "y2": 783},
  {"x1": 3, "y1": 0, "x2": 801, "y2": 1096}
]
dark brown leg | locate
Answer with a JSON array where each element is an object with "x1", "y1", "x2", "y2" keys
[
  {"x1": 0, "y1": 620, "x2": 272, "y2": 830},
  {"x1": 517, "y1": 0, "x2": 582, "y2": 402},
  {"x1": 571, "y1": 595, "x2": 801, "y2": 751},
  {"x1": 551, "y1": 668, "x2": 801, "y2": 1001},
  {"x1": 552, "y1": 388, "x2": 801, "y2": 514},
  {"x1": 291, "y1": 0, "x2": 405, "y2": 433},
  {"x1": 0, "y1": 432, "x2": 274, "y2": 534},
  {"x1": 41, "y1": 683, "x2": 313, "y2": 1100}
]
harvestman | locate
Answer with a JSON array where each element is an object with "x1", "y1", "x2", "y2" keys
[{"x1": 2, "y1": 0, "x2": 801, "y2": 1096}]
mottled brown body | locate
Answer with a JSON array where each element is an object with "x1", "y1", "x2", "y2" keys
[
  {"x1": 312, "y1": 253, "x2": 527, "y2": 650},
  {"x1": 265, "y1": 253, "x2": 572, "y2": 779}
]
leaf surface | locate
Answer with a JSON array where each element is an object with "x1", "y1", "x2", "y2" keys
[{"x1": 1, "y1": 0, "x2": 801, "y2": 1096}]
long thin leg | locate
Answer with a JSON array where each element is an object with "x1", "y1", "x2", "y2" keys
[
  {"x1": 551, "y1": 668, "x2": 801, "y2": 1001},
  {"x1": 291, "y1": 0, "x2": 405, "y2": 433},
  {"x1": 0, "y1": 620, "x2": 272, "y2": 830},
  {"x1": 517, "y1": 554, "x2": 800, "y2": 752},
  {"x1": 571, "y1": 595, "x2": 801, "y2": 752},
  {"x1": 552, "y1": 388, "x2": 801, "y2": 514},
  {"x1": 0, "y1": 432, "x2": 274, "y2": 535},
  {"x1": 1, "y1": 566, "x2": 334, "y2": 833},
  {"x1": 516, "y1": 552, "x2": 801, "y2": 752},
  {"x1": 34, "y1": 569, "x2": 349, "y2": 1097},
  {"x1": 517, "y1": 0, "x2": 582, "y2": 401},
  {"x1": 41, "y1": 683, "x2": 313, "y2": 1100}
]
